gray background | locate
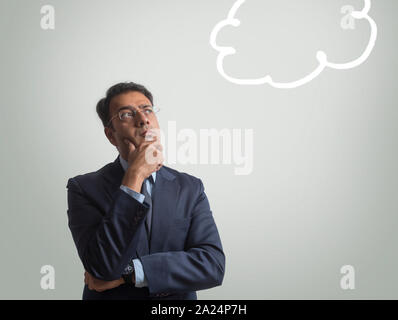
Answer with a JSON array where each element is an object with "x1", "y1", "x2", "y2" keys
[{"x1": 0, "y1": 0, "x2": 397, "y2": 299}]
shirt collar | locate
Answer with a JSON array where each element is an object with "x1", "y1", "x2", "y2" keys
[{"x1": 119, "y1": 155, "x2": 156, "y2": 182}]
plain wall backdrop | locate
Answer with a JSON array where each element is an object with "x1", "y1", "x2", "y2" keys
[{"x1": 0, "y1": 0, "x2": 397, "y2": 299}]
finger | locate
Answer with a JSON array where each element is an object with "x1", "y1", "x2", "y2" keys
[
  {"x1": 146, "y1": 141, "x2": 162, "y2": 152},
  {"x1": 157, "y1": 151, "x2": 164, "y2": 164},
  {"x1": 124, "y1": 138, "x2": 137, "y2": 150},
  {"x1": 145, "y1": 144, "x2": 163, "y2": 165},
  {"x1": 153, "y1": 141, "x2": 163, "y2": 152},
  {"x1": 141, "y1": 135, "x2": 158, "y2": 147}
]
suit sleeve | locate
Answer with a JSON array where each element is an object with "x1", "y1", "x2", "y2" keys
[
  {"x1": 140, "y1": 179, "x2": 225, "y2": 294},
  {"x1": 66, "y1": 177, "x2": 149, "y2": 281}
]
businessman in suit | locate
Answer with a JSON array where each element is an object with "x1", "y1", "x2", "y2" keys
[{"x1": 66, "y1": 82, "x2": 225, "y2": 300}]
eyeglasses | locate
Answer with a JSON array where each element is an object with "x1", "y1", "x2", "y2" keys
[{"x1": 107, "y1": 105, "x2": 160, "y2": 127}]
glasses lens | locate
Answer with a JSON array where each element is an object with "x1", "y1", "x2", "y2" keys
[
  {"x1": 119, "y1": 110, "x2": 134, "y2": 121},
  {"x1": 117, "y1": 106, "x2": 158, "y2": 122}
]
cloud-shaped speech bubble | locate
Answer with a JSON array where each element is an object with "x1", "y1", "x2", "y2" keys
[{"x1": 210, "y1": 0, "x2": 377, "y2": 89}]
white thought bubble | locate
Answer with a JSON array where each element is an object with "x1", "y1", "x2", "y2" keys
[{"x1": 210, "y1": 0, "x2": 378, "y2": 89}]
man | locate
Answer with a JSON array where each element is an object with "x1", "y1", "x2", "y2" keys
[{"x1": 66, "y1": 82, "x2": 225, "y2": 300}]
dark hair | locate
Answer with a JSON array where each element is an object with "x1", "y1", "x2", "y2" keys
[{"x1": 96, "y1": 82, "x2": 154, "y2": 128}]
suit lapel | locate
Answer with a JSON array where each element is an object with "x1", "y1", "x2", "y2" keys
[
  {"x1": 149, "y1": 166, "x2": 180, "y2": 253},
  {"x1": 102, "y1": 156, "x2": 125, "y2": 203}
]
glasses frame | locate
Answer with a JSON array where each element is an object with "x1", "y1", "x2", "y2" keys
[{"x1": 107, "y1": 105, "x2": 160, "y2": 128}]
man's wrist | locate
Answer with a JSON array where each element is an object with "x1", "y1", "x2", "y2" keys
[
  {"x1": 122, "y1": 271, "x2": 135, "y2": 286},
  {"x1": 121, "y1": 170, "x2": 145, "y2": 193}
]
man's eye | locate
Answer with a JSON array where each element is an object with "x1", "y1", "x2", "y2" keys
[
  {"x1": 144, "y1": 108, "x2": 153, "y2": 114},
  {"x1": 120, "y1": 112, "x2": 134, "y2": 119}
]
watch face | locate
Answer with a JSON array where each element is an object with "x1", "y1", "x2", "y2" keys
[{"x1": 123, "y1": 264, "x2": 134, "y2": 274}]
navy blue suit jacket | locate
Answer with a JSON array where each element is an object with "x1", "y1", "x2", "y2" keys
[{"x1": 66, "y1": 156, "x2": 225, "y2": 300}]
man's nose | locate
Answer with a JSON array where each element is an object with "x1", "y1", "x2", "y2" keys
[{"x1": 134, "y1": 110, "x2": 150, "y2": 127}]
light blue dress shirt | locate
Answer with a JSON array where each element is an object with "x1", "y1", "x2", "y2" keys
[{"x1": 119, "y1": 155, "x2": 156, "y2": 288}]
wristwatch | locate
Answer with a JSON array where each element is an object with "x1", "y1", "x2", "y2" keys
[
  {"x1": 122, "y1": 262, "x2": 135, "y2": 286},
  {"x1": 122, "y1": 271, "x2": 135, "y2": 286}
]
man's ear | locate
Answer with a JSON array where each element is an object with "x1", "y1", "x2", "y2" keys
[{"x1": 104, "y1": 127, "x2": 118, "y2": 147}]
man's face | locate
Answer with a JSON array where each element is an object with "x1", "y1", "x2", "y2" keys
[{"x1": 105, "y1": 91, "x2": 160, "y2": 159}]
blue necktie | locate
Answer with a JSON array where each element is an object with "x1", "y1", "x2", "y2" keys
[
  {"x1": 141, "y1": 176, "x2": 153, "y2": 242},
  {"x1": 123, "y1": 176, "x2": 154, "y2": 275}
]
